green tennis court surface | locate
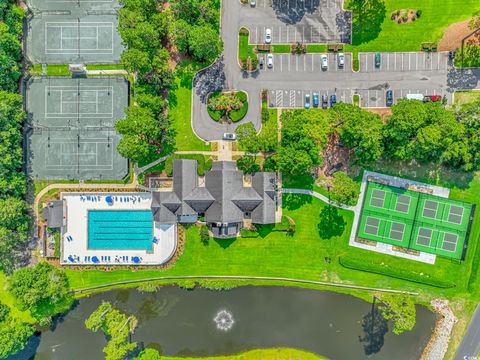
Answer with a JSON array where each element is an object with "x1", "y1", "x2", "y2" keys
[
  {"x1": 357, "y1": 182, "x2": 473, "y2": 260},
  {"x1": 26, "y1": 76, "x2": 129, "y2": 180}
]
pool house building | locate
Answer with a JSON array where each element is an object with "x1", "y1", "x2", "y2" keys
[{"x1": 43, "y1": 160, "x2": 278, "y2": 266}]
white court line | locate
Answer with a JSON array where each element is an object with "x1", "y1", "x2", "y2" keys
[{"x1": 45, "y1": 22, "x2": 114, "y2": 54}]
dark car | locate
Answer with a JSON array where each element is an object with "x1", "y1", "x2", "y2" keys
[
  {"x1": 313, "y1": 92, "x2": 319, "y2": 107},
  {"x1": 386, "y1": 90, "x2": 393, "y2": 107},
  {"x1": 321, "y1": 95, "x2": 328, "y2": 109},
  {"x1": 375, "y1": 53, "x2": 381, "y2": 68},
  {"x1": 259, "y1": 56, "x2": 264, "y2": 69},
  {"x1": 330, "y1": 94, "x2": 337, "y2": 107}
]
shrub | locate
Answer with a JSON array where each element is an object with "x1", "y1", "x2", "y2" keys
[
  {"x1": 200, "y1": 225, "x2": 210, "y2": 244},
  {"x1": 240, "y1": 228, "x2": 259, "y2": 238},
  {"x1": 178, "y1": 280, "x2": 196, "y2": 289},
  {"x1": 262, "y1": 107, "x2": 270, "y2": 123},
  {"x1": 416, "y1": 9, "x2": 422, "y2": 17},
  {"x1": 339, "y1": 256, "x2": 456, "y2": 288},
  {"x1": 239, "y1": 27, "x2": 249, "y2": 36},
  {"x1": 263, "y1": 155, "x2": 278, "y2": 172}
]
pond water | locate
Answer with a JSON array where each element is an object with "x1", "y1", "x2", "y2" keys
[{"x1": 11, "y1": 286, "x2": 436, "y2": 360}]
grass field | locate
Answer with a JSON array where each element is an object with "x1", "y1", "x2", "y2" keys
[
  {"x1": 0, "y1": 273, "x2": 35, "y2": 324},
  {"x1": 345, "y1": 0, "x2": 480, "y2": 52},
  {"x1": 454, "y1": 91, "x2": 480, "y2": 105},
  {"x1": 66, "y1": 190, "x2": 478, "y2": 301},
  {"x1": 169, "y1": 61, "x2": 210, "y2": 152},
  {"x1": 162, "y1": 348, "x2": 326, "y2": 360}
]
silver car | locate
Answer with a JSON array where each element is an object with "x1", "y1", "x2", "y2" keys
[
  {"x1": 337, "y1": 53, "x2": 345, "y2": 67},
  {"x1": 265, "y1": 28, "x2": 272, "y2": 44},
  {"x1": 321, "y1": 54, "x2": 328, "y2": 70},
  {"x1": 267, "y1": 53, "x2": 273, "y2": 68},
  {"x1": 223, "y1": 133, "x2": 236, "y2": 140}
]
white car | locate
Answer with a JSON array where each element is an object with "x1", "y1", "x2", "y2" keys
[
  {"x1": 223, "y1": 133, "x2": 236, "y2": 140},
  {"x1": 250, "y1": 0, "x2": 256, "y2": 6},
  {"x1": 265, "y1": 28, "x2": 272, "y2": 44},
  {"x1": 321, "y1": 54, "x2": 328, "y2": 70},
  {"x1": 337, "y1": 53, "x2": 345, "y2": 67},
  {"x1": 267, "y1": 53, "x2": 273, "y2": 68}
]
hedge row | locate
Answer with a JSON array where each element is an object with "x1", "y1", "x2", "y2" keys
[{"x1": 339, "y1": 256, "x2": 456, "y2": 289}]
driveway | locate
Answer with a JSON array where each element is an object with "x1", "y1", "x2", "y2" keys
[{"x1": 190, "y1": 0, "x2": 480, "y2": 141}]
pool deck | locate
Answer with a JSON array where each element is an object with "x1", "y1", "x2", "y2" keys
[{"x1": 60, "y1": 192, "x2": 177, "y2": 266}]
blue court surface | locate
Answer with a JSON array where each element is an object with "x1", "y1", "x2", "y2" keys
[{"x1": 88, "y1": 210, "x2": 153, "y2": 250}]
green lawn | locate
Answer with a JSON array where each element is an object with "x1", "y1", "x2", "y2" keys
[
  {"x1": 0, "y1": 273, "x2": 35, "y2": 324},
  {"x1": 66, "y1": 190, "x2": 478, "y2": 300},
  {"x1": 454, "y1": 91, "x2": 480, "y2": 105},
  {"x1": 162, "y1": 348, "x2": 326, "y2": 360},
  {"x1": 169, "y1": 60, "x2": 210, "y2": 151},
  {"x1": 345, "y1": 0, "x2": 480, "y2": 52}
]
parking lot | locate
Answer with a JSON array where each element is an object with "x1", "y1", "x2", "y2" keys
[
  {"x1": 359, "y1": 52, "x2": 450, "y2": 73},
  {"x1": 241, "y1": 0, "x2": 351, "y2": 44},
  {"x1": 268, "y1": 88, "x2": 452, "y2": 108},
  {"x1": 258, "y1": 53, "x2": 352, "y2": 73}
]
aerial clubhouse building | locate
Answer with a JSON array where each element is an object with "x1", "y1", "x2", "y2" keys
[{"x1": 151, "y1": 160, "x2": 278, "y2": 238}]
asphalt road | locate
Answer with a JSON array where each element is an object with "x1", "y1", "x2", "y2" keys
[
  {"x1": 455, "y1": 304, "x2": 480, "y2": 360},
  {"x1": 191, "y1": 0, "x2": 480, "y2": 141}
]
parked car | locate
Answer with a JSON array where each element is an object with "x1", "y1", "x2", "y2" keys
[
  {"x1": 406, "y1": 93, "x2": 424, "y2": 101},
  {"x1": 321, "y1": 94, "x2": 328, "y2": 109},
  {"x1": 267, "y1": 53, "x2": 273, "y2": 68},
  {"x1": 304, "y1": 94, "x2": 311, "y2": 109},
  {"x1": 250, "y1": 0, "x2": 256, "y2": 6},
  {"x1": 337, "y1": 53, "x2": 345, "y2": 68},
  {"x1": 265, "y1": 28, "x2": 272, "y2": 44},
  {"x1": 259, "y1": 56, "x2": 264, "y2": 69},
  {"x1": 423, "y1": 95, "x2": 442, "y2": 102},
  {"x1": 223, "y1": 133, "x2": 236, "y2": 140},
  {"x1": 313, "y1": 92, "x2": 319, "y2": 107},
  {"x1": 321, "y1": 54, "x2": 328, "y2": 70},
  {"x1": 330, "y1": 94, "x2": 336, "y2": 107},
  {"x1": 375, "y1": 53, "x2": 381, "y2": 68},
  {"x1": 386, "y1": 90, "x2": 393, "y2": 107}
]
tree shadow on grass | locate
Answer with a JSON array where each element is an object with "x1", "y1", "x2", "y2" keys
[
  {"x1": 349, "y1": 0, "x2": 386, "y2": 46},
  {"x1": 214, "y1": 237, "x2": 236, "y2": 249},
  {"x1": 317, "y1": 205, "x2": 346, "y2": 239},
  {"x1": 283, "y1": 193, "x2": 312, "y2": 211}
]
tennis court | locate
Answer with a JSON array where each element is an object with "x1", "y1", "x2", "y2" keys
[
  {"x1": 27, "y1": 14, "x2": 123, "y2": 64},
  {"x1": 357, "y1": 181, "x2": 473, "y2": 260},
  {"x1": 26, "y1": 77, "x2": 129, "y2": 180}
]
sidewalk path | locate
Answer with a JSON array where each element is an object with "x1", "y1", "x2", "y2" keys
[{"x1": 455, "y1": 304, "x2": 480, "y2": 360}]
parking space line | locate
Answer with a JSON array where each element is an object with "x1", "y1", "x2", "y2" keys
[
  {"x1": 430, "y1": 54, "x2": 433, "y2": 70},
  {"x1": 295, "y1": 56, "x2": 298, "y2": 71},
  {"x1": 409, "y1": 53, "x2": 411, "y2": 71},
  {"x1": 304, "y1": 56, "x2": 306, "y2": 71},
  {"x1": 437, "y1": 54, "x2": 440, "y2": 70},
  {"x1": 288, "y1": 56, "x2": 291, "y2": 71},
  {"x1": 387, "y1": 53, "x2": 389, "y2": 71},
  {"x1": 415, "y1": 53, "x2": 418, "y2": 70},
  {"x1": 311, "y1": 54, "x2": 314, "y2": 72},
  {"x1": 279, "y1": 26, "x2": 282, "y2": 43},
  {"x1": 280, "y1": 54, "x2": 283, "y2": 72}
]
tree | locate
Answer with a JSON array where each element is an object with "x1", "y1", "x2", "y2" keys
[
  {"x1": 188, "y1": 25, "x2": 223, "y2": 62},
  {"x1": 379, "y1": 294, "x2": 416, "y2": 335},
  {"x1": 0, "y1": 317, "x2": 34, "y2": 359},
  {"x1": 383, "y1": 100, "x2": 464, "y2": 164},
  {"x1": 0, "y1": 197, "x2": 28, "y2": 230},
  {"x1": 121, "y1": 48, "x2": 152, "y2": 74},
  {"x1": 333, "y1": 103, "x2": 383, "y2": 163},
  {"x1": 0, "y1": 303, "x2": 9, "y2": 322},
  {"x1": 170, "y1": 19, "x2": 190, "y2": 53},
  {"x1": 329, "y1": 171, "x2": 359, "y2": 206},
  {"x1": 236, "y1": 155, "x2": 260, "y2": 174},
  {"x1": 115, "y1": 106, "x2": 171, "y2": 164},
  {"x1": 235, "y1": 122, "x2": 259, "y2": 153},
  {"x1": 8, "y1": 262, "x2": 73, "y2": 324},
  {"x1": 136, "y1": 348, "x2": 162, "y2": 360},
  {"x1": 277, "y1": 145, "x2": 317, "y2": 176},
  {"x1": 452, "y1": 98, "x2": 480, "y2": 170},
  {"x1": 86, "y1": 302, "x2": 138, "y2": 360},
  {"x1": 199, "y1": 225, "x2": 210, "y2": 245}
]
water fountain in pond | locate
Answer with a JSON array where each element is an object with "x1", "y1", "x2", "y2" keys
[{"x1": 213, "y1": 309, "x2": 234, "y2": 331}]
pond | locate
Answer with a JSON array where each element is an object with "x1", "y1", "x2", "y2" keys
[{"x1": 11, "y1": 286, "x2": 436, "y2": 360}]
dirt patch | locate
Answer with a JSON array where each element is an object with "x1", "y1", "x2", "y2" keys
[
  {"x1": 318, "y1": 132, "x2": 351, "y2": 181},
  {"x1": 365, "y1": 107, "x2": 392, "y2": 120},
  {"x1": 390, "y1": 9, "x2": 420, "y2": 25},
  {"x1": 439, "y1": 19, "x2": 480, "y2": 51}
]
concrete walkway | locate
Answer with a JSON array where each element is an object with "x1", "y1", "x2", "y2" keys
[
  {"x1": 282, "y1": 188, "x2": 357, "y2": 211},
  {"x1": 86, "y1": 69, "x2": 128, "y2": 75}
]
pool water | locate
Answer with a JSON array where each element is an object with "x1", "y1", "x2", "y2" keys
[{"x1": 87, "y1": 210, "x2": 153, "y2": 250}]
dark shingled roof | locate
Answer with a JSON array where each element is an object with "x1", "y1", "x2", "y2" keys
[
  {"x1": 42, "y1": 200, "x2": 64, "y2": 228},
  {"x1": 151, "y1": 160, "x2": 277, "y2": 225}
]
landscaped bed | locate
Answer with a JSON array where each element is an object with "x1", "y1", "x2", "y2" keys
[{"x1": 208, "y1": 90, "x2": 248, "y2": 123}]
